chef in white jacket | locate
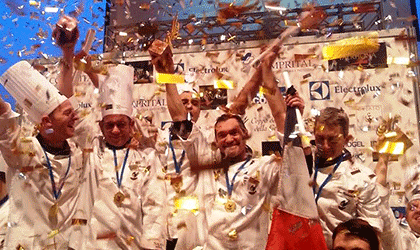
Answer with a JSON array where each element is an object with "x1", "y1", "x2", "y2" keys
[
  {"x1": 311, "y1": 107, "x2": 383, "y2": 248},
  {"x1": 0, "y1": 61, "x2": 92, "y2": 249},
  {"x1": 148, "y1": 41, "x2": 270, "y2": 250},
  {"x1": 376, "y1": 158, "x2": 420, "y2": 250},
  {"x1": 151, "y1": 43, "x2": 313, "y2": 249},
  {"x1": 55, "y1": 17, "x2": 167, "y2": 248},
  {"x1": 86, "y1": 65, "x2": 166, "y2": 249}
]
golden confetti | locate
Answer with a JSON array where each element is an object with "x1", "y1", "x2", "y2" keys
[
  {"x1": 228, "y1": 229, "x2": 238, "y2": 240},
  {"x1": 322, "y1": 33, "x2": 380, "y2": 60},
  {"x1": 156, "y1": 73, "x2": 185, "y2": 84},
  {"x1": 29, "y1": 1, "x2": 40, "y2": 7},
  {"x1": 47, "y1": 229, "x2": 59, "y2": 238},
  {"x1": 139, "y1": 3, "x2": 150, "y2": 10},
  {"x1": 186, "y1": 23, "x2": 195, "y2": 33},
  {"x1": 352, "y1": 3, "x2": 376, "y2": 13},
  {"x1": 214, "y1": 80, "x2": 235, "y2": 89},
  {"x1": 174, "y1": 196, "x2": 199, "y2": 214},
  {"x1": 217, "y1": 1, "x2": 259, "y2": 24}
]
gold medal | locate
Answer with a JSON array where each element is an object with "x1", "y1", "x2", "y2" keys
[
  {"x1": 48, "y1": 203, "x2": 59, "y2": 219},
  {"x1": 169, "y1": 174, "x2": 183, "y2": 193},
  {"x1": 224, "y1": 199, "x2": 236, "y2": 212},
  {"x1": 114, "y1": 191, "x2": 125, "y2": 206}
]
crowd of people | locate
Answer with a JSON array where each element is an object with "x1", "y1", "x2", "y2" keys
[{"x1": 0, "y1": 16, "x2": 419, "y2": 250}]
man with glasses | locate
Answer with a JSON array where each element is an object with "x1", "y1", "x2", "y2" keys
[
  {"x1": 312, "y1": 107, "x2": 383, "y2": 248},
  {"x1": 404, "y1": 191, "x2": 420, "y2": 248},
  {"x1": 376, "y1": 159, "x2": 420, "y2": 250},
  {"x1": 56, "y1": 18, "x2": 166, "y2": 249}
]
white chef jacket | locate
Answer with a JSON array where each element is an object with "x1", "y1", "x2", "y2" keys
[
  {"x1": 180, "y1": 124, "x2": 281, "y2": 250},
  {"x1": 377, "y1": 183, "x2": 420, "y2": 250},
  {"x1": 0, "y1": 104, "x2": 93, "y2": 250},
  {"x1": 400, "y1": 224, "x2": 420, "y2": 250},
  {"x1": 314, "y1": 158, "x2": 384, "y2": 249},
  {"x1": 380, "y1": 201, "x2": 420, "y2": 250},
  {"x1": 0, "y1": 197, "x2": 9, "y2": 250},
  {"x1": 158, "y1": 127, "x2": 202, "y2": 241},
  {"x1": 88, "y1": 137, "x2": 166, "y2": 250},
  {"x1": 72, "y1": 110, "x2": 167, "y2": 249},
  {"x1": 156, "y1": 111, "x2": 221, "y2": 242}
]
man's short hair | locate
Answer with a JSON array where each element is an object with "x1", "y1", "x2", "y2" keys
[
  {"x1": 214, "y1": 113, "x2": 248, "y2": 137},
  {"x1": 332, "y1": 219, "x2": 379, "y2": 250},
  {"x1": 315, "y1": 107, "x2": 349, "y2": 136}
]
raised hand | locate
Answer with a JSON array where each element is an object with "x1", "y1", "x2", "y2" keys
[
  {"x1": 148, "y1": 40, "x2": 175, "y2": 74},
  {"x1": 285, "y1": 92, "x2": 305, "y2": 114},
  {"x1": 52, "y1": 15, "x2": 79, "y2": 51}
]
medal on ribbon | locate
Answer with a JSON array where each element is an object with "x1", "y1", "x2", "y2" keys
[
  {"x1": 114, "y1": 191, "x2": 126, "y2": 207},
  {"x1": 224, "y1": 158, "x2": 250, "y2": 213},
  {"x1": 168, "y1": 135, "x2": 185, "y2": 193},
  {"x1": 169, "y1": 174, "x2": 183, "y2": 193},
  {"x1": 112, "y1": 148, "x2": 130, "y2": 207},
  {"x1": 224, "y1": 199, "x2": 236, "y2": 212},
  {"x1": 42, "y1": 148, "x2": 71, "y2": 223}
]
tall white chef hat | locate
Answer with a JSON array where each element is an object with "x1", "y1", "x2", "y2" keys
[
  {"x1": 99, "y1": 64, "x2": 134, "y2": 119},
  {"x1": 0, "y1": 61, "x2": 67, "y2": 124},
  {"x1": 404, "y1": 164, "x2": 420, "y2": 204}
]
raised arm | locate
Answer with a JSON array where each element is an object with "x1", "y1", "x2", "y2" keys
[
  {"x1": 228, "y1": 67, "x2": 263, "y2": 115},
  {"x1": 259, "y1": 47, "x2": 287, "y2": 134},
  {"x1": 54, "y1": 16, "x2": 99, "y2": 97},
  {"x1": 375, "y1": 153, "x2": 389, "y2": 187},
  {"x1": 149, "y1": 44, "x2": 187, "y2": 122},
  {"x1": 374, "y1": 153, "x2": 404, "y2": 249},
  {"x1": 52, "y1": 16, "x2": 79, "y2": 98}
]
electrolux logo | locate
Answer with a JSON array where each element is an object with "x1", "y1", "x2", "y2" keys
[
  {"x1": 188, "y1": 66, "x2": 228, "y2": 74},
  {"x1": 334, "y1": 85, "x2": 381, "y2": 95},
  {"x1": 309, "y1": 81, "x2": 330, "y2": 100}
]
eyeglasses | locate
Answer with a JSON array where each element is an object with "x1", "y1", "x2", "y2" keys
[{"x1": 103, "y1": 121, "x2": 129, "y2": 131}]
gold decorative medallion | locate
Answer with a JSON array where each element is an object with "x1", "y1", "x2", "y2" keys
[
  {"x1": 224, "y1": 199, "x2": 236, "y2": 212},
  {"x1": 114, "y1": 191, "x2": 125, "y2": 206}
]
